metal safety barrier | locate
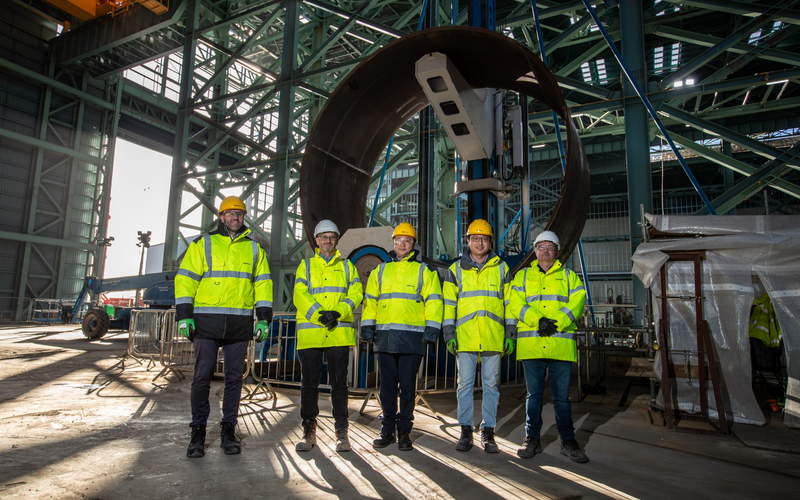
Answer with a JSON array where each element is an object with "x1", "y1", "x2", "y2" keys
[
  {"x1": 155, "y1": 309, "x2": 196, "y2": 382},
  {"x1": 243, "y1": 312, "x2": 384, "y2": 409},
  {"x1": 128, "y1": 309, "x2": 166, "y2": 371},
  {"x1": 126, "y1": 308, "x2": 531, "y2": 414},
  {"x1": 242, "y1": 312, "x2": 528, "y2": 415}
]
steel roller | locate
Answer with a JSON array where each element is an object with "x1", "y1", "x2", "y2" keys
[{"x1": 300, "y1": 26, "x2": 590, "y2": 273}]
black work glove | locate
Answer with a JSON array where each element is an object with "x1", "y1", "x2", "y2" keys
[
  {"x1": 318, "y1": 310, "x2": 341, "y2": 331},
  {"x1": 538, "y1": 317, "x2": 558, "y2": 337}
]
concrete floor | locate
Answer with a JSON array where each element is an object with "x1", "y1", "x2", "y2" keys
[{"x1": 1, "y1": 324, "x2": 799, "y2": 499}]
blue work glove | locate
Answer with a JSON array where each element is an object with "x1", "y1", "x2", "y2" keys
[
  {"x1": 504, "y1": 338, "x2": 516, "y2": 356},
  {"x1": 538, "y1": 317, "x2": 558, "y2": 337},
  {"x1": 446, "y1": 339, "x2": 458, "y2": 355},
  {"x1": 178, "y1": 318, "x2": 195, "y2": 341},
  {"x1": 254, "y1": 320, "x2": 270, "y2": 343}
]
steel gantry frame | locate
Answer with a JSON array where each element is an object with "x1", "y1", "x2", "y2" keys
[{"x1": 2, "y1": 0, "x2": 799, "y2": 317}]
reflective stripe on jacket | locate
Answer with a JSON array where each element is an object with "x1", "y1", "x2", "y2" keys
[
  {"x1": 506, "y1": 259, "x2": 585, "y2": 362},
  {"x1": 293, "y1": 248, "x2": 363, "y2": 349},
  {"x1": 443, "y1": 252, "x2": 513, "y2": 352},
  {"x1": 749, "y1": 293, "x2": 782, "y2": 348},
  {"x1": 175, "y1": 222, "x2": 272, "y2": 340},
  {"x1": 361, "y1": 250, "x2": 443, "y2": 355}
]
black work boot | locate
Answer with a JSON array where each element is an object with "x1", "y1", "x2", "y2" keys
[
  {"x1": 481, "y1": 427, "x2": 499, "y2": 453},
  {"x1": 397, "y1": 428, "x2": 413, "y2": 451},
  {"x1": 296, "y1": 419, "x2": 317, "y2": 452},
  {"x1": 560, "y1": 439, "x2": 589, "y2": 463},
  {"x1": 186, "y1": 425, "x2": 206, "y2": 458},
  {"x1": 455, "y1": 425, "x2": 473, "y2": 452},
  {"x1": 517, "y1": 436, "x2": 542, "y2": 459},
  {"x1": 372, "y1": 431, "x2": 396, "y2": 449},
  {"x1": 220, "y1": 422, "x2": 241, "y2": 455}
]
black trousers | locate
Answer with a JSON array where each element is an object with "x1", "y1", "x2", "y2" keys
[
  {"x1": 190, "y1": 338, "x2": 248, "y2": 427},
  {"x1": 298, "y1": 346, "x2": 351, "y2": 431},
  {"x1": 377, "y1": 352, "x2": 423, "y2": 434}
]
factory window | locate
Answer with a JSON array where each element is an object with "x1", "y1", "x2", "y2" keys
[
  {"x1": 652, "y1": 43, "x2": 681, "y2": 74},
  {"x1": 580, "y1": 59, "x2": 609, "y2": 85},
  {"x1": 749, "y1": 22, "x2": 784, "y2": 45}
]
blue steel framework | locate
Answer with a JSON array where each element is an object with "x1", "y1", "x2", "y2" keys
[{"x1": 0, "y1": 0, "x2": 799, "y2": 318}]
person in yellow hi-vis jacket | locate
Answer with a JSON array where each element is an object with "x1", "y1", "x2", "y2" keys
[
  {"x1": 175, "y1": 196, "x2": 272, "y2": 459},
  {"x1": 443, "y1": 219, "x2": 515, "y2": 454},
  {"x1": 293, "y1": 220, "x2": 363, "y2": 453},
  {"x1": 361, "y1": 223, "x2": 443, "y2": 451},
  {"x1": 507, "y1": 230, "x2": 588, "y2": 463},
  {"x1": 749, "y1": 293, "x2": 782, "y2": 348}
]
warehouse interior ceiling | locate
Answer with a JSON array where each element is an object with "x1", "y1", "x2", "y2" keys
[{"x1": 1, "y1": 0, "x2": 799, "y2": 318}]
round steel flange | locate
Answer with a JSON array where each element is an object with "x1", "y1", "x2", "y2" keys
[{"x1": 300, "y1": 26, "x2": 590, "y2": 273}]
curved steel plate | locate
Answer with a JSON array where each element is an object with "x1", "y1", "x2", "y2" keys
[{"x1": 300, "y1": 26, "x2": 590, "y2": 274}]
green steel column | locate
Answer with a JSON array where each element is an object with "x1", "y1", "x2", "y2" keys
[
  {"x1": 15, "y1": 56, "x2": 55, "y2": 320},
  {"x1": 722, "y1": 140, "x2": 736, "y2": 215},
  {"x1": 270, "y1": 0, "x2": 299, "y2": 309},
  {"x1": 55, "y1": 69, "x2": 90, "y2": 299},
  {"x1": 621, "y1": 0, "x2": 650, "y2": 324},
  {"x1": 95, "y1": 76, "x2": 124, "y2": 281},
  {"x1": 418, "y1": 0, "x2": 438, "y2": 256},
  {"x1": 200, "y1": 27, "x2": 228, "y2": 232},
  {"x1": 307, "y1": 19, "x2": 326, "y2": 132},
  {"x1": 163, "y1": 0, "x2": 199, "y2": 271}
]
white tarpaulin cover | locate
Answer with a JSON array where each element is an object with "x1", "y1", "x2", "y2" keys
[{"x1": 632, "y1": 214, "x2": 800, "y2": 427}]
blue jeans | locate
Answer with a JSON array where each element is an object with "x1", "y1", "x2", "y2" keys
[
  {"x1": 457, "y1": 352, "x2": 501, "y2": 429},
  {"x1": 521, "y1": 359, "x2": 575, "y2": 440}
]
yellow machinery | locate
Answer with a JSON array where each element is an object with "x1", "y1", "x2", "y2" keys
[{"x1": 43, "y1": 0, "x2": 168, "y2": 22}]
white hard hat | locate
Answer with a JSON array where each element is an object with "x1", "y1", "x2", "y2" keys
[
  {"x1": 314, "y1": 219, "x2": 340, "y2": 237},
  {"x1": 534, "y1": 230, "x2": 560, "y2": 249}
]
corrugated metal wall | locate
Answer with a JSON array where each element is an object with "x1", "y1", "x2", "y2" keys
[{"x1": 0, "y1": 9, "x2": 110, "y2": 319}]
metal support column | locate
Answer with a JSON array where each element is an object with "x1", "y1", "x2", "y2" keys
[
  {"x1": 15, "y1": 56, "x2": 55, "y2": 320},
  {"x1": 163, "y1": 0, "x2": 199, "y2": 271},
  {"x1": 520, "y1": 99, "x2": 531, "y2": 253},
  {"x1": 620, "y1": 0, "x2": 650, "y2": 325},
  {"x1": 466, "y1": 0, "x2": 498, "y2": 237},
  {"x1": 722, "y1": 140, "x2": 736, "y2": 215},
  {"x1": 418, "y1": 0, "x2": 438, "y2": 255},
  {"x1": 270, "y1": 0, "x2": 299, "y2": 309}
]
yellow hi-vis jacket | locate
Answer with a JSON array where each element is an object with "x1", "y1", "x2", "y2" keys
[
  {"x1": 749, "y1": 293, "x2": 782, "y2": 348},
  {"x1": 361, "y1": 250, "x2": 444, "y2": 356},
  {"x1": 506, "y1": 259, "x2": 586, "y2": 362},
  {"x1": 443, "y1": 252, "x2": 515, "y2": 352},
  {"x1": 175, "y1": 221, "x2": 272, "y2": 341},
  {"x1": 293, "y1": 248, "x2": 363, "y2": 349}
]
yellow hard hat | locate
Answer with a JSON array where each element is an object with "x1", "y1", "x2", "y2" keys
[
  {"x1": 392, "y1": 222, "x2": 417, "y2": 241},
  {"x1": 219, "y1": 196, "x2": 247, "y2": 214},
  {"x1": 467, "y1": 219, "x2": 493, "y2": 238}
]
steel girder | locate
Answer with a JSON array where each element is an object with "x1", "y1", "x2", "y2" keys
[
  {"x1": 695, "y1": 141, "x2": 800, "y2": 214},
  {"x1": 36, "y1": 0, "x2": 800, "y2": 309}
]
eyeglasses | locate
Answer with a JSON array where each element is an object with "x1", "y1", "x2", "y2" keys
[
  {"x1": 536, "y1": 245, "x2": 557, "y2": 252},
  {"x1": 317, "y1": 235, "x2": 337, "y2": 242},
  {"x1": 470, "y1": 236, "x2": 491, "y2": 243},
  {"x1": 395, "y1": 237, "x2": 414, "y2": 245},
  {"x1": 223, "y1": 211, "x2": 245, "y2": 218}
]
